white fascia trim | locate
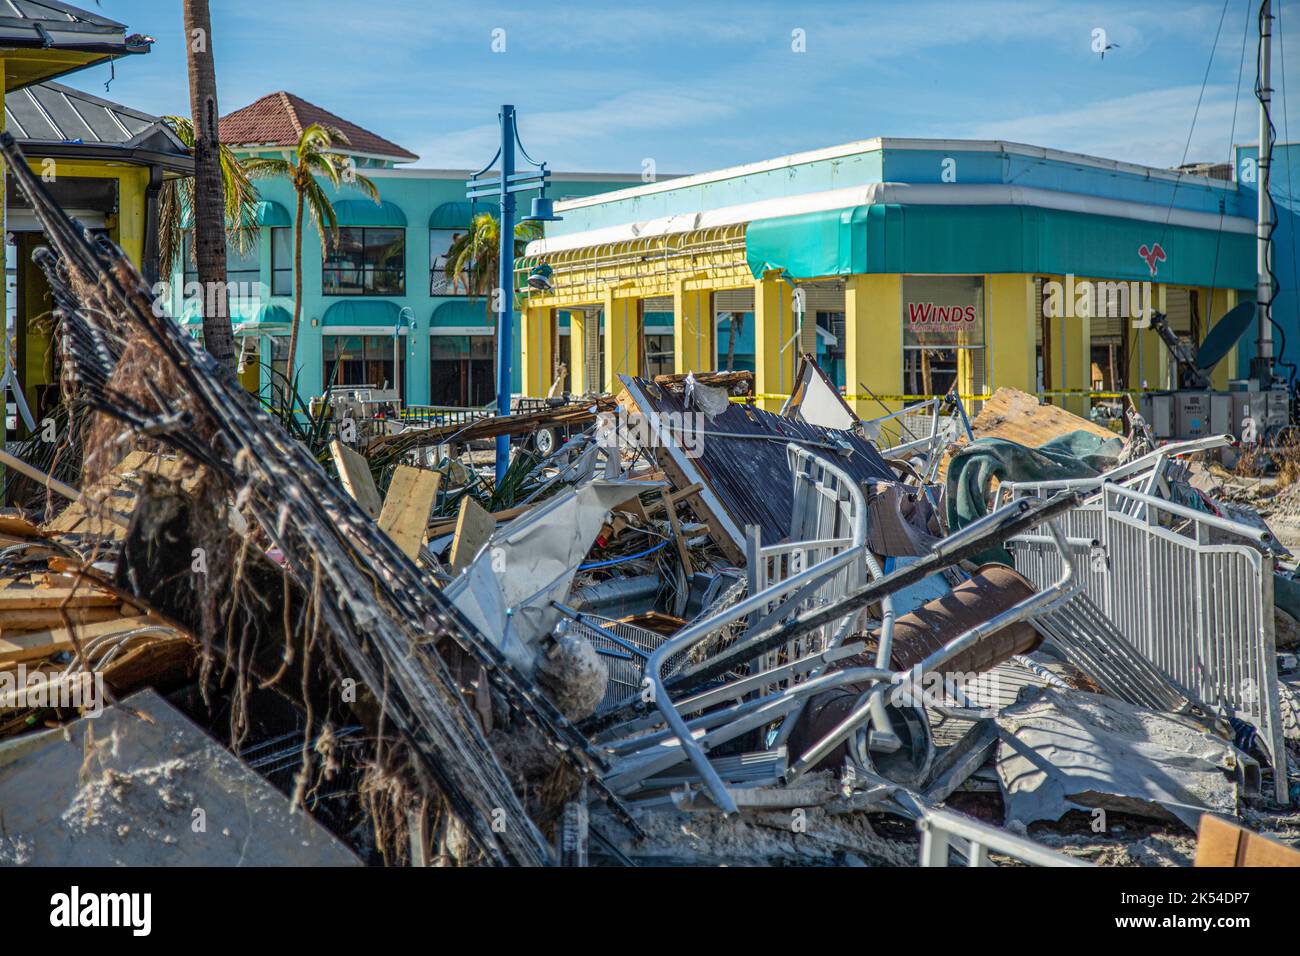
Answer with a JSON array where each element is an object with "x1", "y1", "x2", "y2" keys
[
  {"x1": 320, "y1": 326, "x2": 409, "y2": 336},
  {"x1": 429, "y1": 325, "x2": 491, "y2": 335},
  {"x1": 552, "y1": 137, "x2": 1237, "y2": 213},
  {"x1": 527, "y1": 182, "x2": 1254, "y2": 257}
]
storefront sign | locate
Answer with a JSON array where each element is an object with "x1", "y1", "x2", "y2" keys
[{"x1": 902, "y1": 276, "x2": 984, "y2": 348}]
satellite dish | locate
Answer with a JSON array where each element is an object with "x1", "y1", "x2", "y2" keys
[{"x1": 1195, "y1": 301, "x2": 1255, "y2": 373}]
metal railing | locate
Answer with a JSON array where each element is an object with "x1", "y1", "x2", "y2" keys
[
  {"x1": 400, "y1": 404, "x2": 493, "y2": 429},
  {"x1": 1007, "y1": 480, "x2": 1287, "y2": 803},
  {"x1": 916, "y1": 806, "x2": 1092, "y2": 867},
  {"x1": 598, "y1": 456, "x2": 1083, "y2": 814}
]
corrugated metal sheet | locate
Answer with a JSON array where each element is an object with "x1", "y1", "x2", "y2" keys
[{"x1": 622, "y1": 375, "x2": 894, "y2": 545}]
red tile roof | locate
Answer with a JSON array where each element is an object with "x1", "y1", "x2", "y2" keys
[{"x1": 219, "y1": 91, "x2": 418, "y2": 163}]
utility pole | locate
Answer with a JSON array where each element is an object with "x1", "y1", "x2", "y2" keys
[{"x1": 1254, "y1": 0, "x2": 1275, "y2": 385}]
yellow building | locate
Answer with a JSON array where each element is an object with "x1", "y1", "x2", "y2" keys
[
  {"x1": 0, "y1": 6, "x2": 177, "y2": 434},
  {"x1": 518, "y1": 139, "x2": 1255, "y2": 419}
]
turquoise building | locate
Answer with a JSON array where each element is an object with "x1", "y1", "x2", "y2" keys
[{"x1": 167, "y1": 92, "x2": 648, "y2": 404}]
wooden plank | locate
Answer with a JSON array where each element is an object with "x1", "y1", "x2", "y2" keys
[
  {"x1": 449, "y1": 497, "x2": 496, "y2": 574},
  {"x1": 0, "y1": 615, "x2": 160, "y2": 665},
  {"x1": 1195, "y1": 814, "x2": 1300, "y2": 867},
  {"x1": 330, "y1": 440, "x2": 383, "y2": 519},
  {"x1": 0, "y1": 512, "x2": 39, "y2": 538},
  {"x1": 0, "y1": 587, "x2": 121, "y2": 610},
  {"x1": 660, "y1": 488, "x2": 694, "y2": 576},
  {"x1": 377, "y1": 466, "x2": 441, "y2": 560},
  {"x1": 427, "y1": 501, "x2": 534, "y2": 539},
  {"x1": 0, "y1": 606, "x2": 138, "y2": 633}
]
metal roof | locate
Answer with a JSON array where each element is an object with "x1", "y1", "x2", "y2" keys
[
  {"x1": 0, "y1": 0, "x2": 148, "y2": 51},
  {"x1": 6, "y1": 81, "x2": 190, "y2": 172}
]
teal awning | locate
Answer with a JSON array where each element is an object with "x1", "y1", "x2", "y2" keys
[
  {"x1": 333, "y1": 199, "x2": 406, "y2": 228},
  {"x1": 430, "y1": 299, "x2": 492, "y2": 330},
  {"x1": 429, "y1": 201, "x2": 475, "y2": 229},
  {"x1": 178, "y1": 300, "x2": 285, "y2": 328},
  {"x1": 234, "y1": 303, "x2": 292, "y2": 336},
  {"x1": 253, "y1": 200, "x2": 291, "y2": 227},
  {"x1": 745, "y1": 203, "x2": 1256, "y2": 289},
  {"x1": 321, "y1": 299, "x2": 403, "y2": 330},
  {"x1": 180, "y1": 199, "x2": 292, "y2": 229}
]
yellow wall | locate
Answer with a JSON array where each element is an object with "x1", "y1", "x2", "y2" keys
[
  {"x1": 844, "y1": 273, "x2": 902, "y2": 415},
  {"x1": 672, "y1": 282, "x2": 713, "y2": 373},
  {"x1": 753, "y1": 274, "x2": 797, "y2": 411},
  {"x1": 521, "y1": 304, "x2": 555, "y2": 395},
  {"x1": 602, "y1": 289, "x2": 640, "y2": 393}
]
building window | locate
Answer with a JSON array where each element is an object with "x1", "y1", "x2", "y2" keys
[
  {"x1": 429, "y1": 228, "x2": 469, "y2": 295},
  {"x1": 269, "y1": 332, "x2": 289, "y2": 385},
  {"x1": 271, "y1": 227, "x2": 293, "y2": 296},
  {"x1": 323, "y1": 227, "x2": 405, "y2": 296},
  {"x1": 816, "y1": 311, "x2": 846, "y2": 388},
  {"x1": 901, "y1": 275, "x2": 985, "y2": 405},
  {"x1": 226, "y1": 233, "x2": 259, "y2": 289},
  {"x1": 322, "y1": 334, "x2": 405, "y2": 393},
  {"x1": 644, "y1": 332, "x2": 675, "y2": 379},
  {"x1": 430, "y1": 334, "x2": 494, "y2": 406}
]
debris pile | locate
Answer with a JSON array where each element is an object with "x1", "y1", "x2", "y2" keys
[{"x1": 2, "y1": 131, "x2": 1299, "y2": 867}]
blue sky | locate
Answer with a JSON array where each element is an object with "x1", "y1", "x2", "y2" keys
[{"x1": 63, "y1": 0, "x2": 1300, "y2": 175}]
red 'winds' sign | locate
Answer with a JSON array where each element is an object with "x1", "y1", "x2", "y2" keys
[{"x1": 907, "y1": 302, "x2": 977, "y2": 326}]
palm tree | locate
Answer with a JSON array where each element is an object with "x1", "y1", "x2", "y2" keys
[
  {"x1": 242, "y1": 125, "x2": 379, "y2": 378},
  {"x1": 183, "y1": 0, "x2": 237, "y2": 373},
  {"x1": 444, "y1": 213, "x2": 542, "y2": 380},
  {"x1": 157, "y1": 116, "x2": 259, "y2": 289}
]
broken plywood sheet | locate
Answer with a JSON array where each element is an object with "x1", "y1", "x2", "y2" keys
[
  {"x1": 967, "y1": 387, "x2": 1115, "y2": 446},
  {"x1": 0, "y1": 688, "x2": 358, "y2": 866},
  {"x1": 329, "y1": 440, "x2": 382, "y2": 519},
  {"x1": 995, "y1": 688, "x2": 1241, "y2": 830},
  {"x1": 450, "y1": 496, "x2": 495, "y2": 574},
  {"x1": 377, "y1": 465, "x2": 440, "y2": 559},
  {"x1": 45, "y1": 451, "x2": 196, "y2": 538}
]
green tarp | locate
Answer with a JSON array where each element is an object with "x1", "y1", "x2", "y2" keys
[{"x1": 945, "y1": 431, "x2": 1123, "y2": 564}]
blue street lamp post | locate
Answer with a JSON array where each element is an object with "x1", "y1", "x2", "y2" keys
[{"x1": 467, "y1": 105, "x2": 560, "y2": 483}]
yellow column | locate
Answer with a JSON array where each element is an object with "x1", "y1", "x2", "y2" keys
[
  {"x1": 113, "y1": 166, "x2": 149, "y2": 266},
  {"x1": 985, "y1": 275, "x2": 1037, "y2": 397},
  {"x1": 1206, "y1": 288, "x2": 1240, "y2": 389},
  {"x1": 754, "y1": 273, "x2": 797, "y2": 411},
  {"x1": 569, "y1": 308, "x2": 589, "y2": 395},
  {"x1": 1056, "y1": 276, "x2": 1092, "y2": 417},
  {"x1": 602, "y1": 290, "x2": 640, "y2": 393},
  {"x1": 672, "y1": 282, "x2": 714, "y2": 373},
  {"x1": 520, "y1": 304, "x2": 555, "y2": 396},
  {"x1": 1129, "y1": 283, "x2": 1168, "y2": 393},
  {"x1": 844, "y1": 273, "x2": 903, "y2": 416}
]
